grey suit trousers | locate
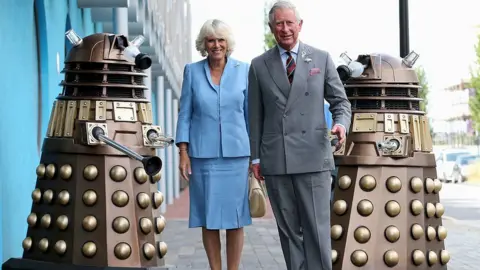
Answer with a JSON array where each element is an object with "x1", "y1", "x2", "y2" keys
[{"x1": 265, "y1": 171, "x2": 332, "y2": 270}]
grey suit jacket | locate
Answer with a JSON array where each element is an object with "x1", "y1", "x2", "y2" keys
[{"x1": 248, "y1": 42, "x2": 351, "y2": 175}]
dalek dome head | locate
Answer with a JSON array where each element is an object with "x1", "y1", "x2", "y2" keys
[
  {"x1": 61, "y1": 29, "x2": 153, "y2": 100},
  {"x1": 336, "y1": 51, "x2": 420, "y2": 84},
  {"x1": 65, "y1": 29, "x2": 152, "y2": 69}
]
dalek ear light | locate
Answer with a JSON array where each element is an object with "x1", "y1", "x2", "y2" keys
[
  {"x1": 340, "y1": 52, "x2": 353, "y2": 64},
  {"x1": 402, "y1": 50, "x2": 419, "y2": 67},
  {"x1": 65, "y1": 29, "x2": 83, "y2": 47},
  {"x1": 130, "y1": 35, "x2": 145, "y2": 47}
]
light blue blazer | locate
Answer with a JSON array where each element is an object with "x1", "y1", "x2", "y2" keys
[{"x1": 175, "y1": 57, "x2": 251, "y2": 158}]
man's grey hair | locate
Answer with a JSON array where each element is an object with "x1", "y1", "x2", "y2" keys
[
  {"x1": 268, "y1": 0, "x2": 302, "y2": 25},
  {"x1": 195, "y1": 19, "x2": 235, "y2": 57}
]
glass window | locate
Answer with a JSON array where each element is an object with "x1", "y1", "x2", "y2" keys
[
  {"x1": 460, "y1": 156, "x2": 478, "y2": 165},
  {"x1": 446, "y1": 152, "x2": 469, "y2": 162}
]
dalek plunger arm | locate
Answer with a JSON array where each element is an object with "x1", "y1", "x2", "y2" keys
[{"x1": 91, "y1": 126, "x2": 162, "y2": 176}]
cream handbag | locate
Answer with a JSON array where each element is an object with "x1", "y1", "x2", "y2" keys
[{"x1": 248, "y1": 173, "x2": 267, "y2": 218}]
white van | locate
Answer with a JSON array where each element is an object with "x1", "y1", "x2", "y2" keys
[{"x1": 435, "y1": 149, "x2": 471, "y2": 182}]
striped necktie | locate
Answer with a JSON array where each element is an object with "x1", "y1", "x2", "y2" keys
[{"x1": 286, "y1": 51, "x2": 296, "y2": 84}]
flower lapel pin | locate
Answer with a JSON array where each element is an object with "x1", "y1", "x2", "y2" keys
[{"x1": 301, "y1": 51, "x2": 312, "y2": 63}]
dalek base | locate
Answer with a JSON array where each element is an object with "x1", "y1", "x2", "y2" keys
[{"x1": 2, "y1": 258, "x2": 172, "y2": 270}]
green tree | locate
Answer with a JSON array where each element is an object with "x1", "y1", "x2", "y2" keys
[
  {"x1": 415, "y1": 66, "x2": 429, "y2": 113},
  {"x1": 263, "y1": 1, "x2": 276, "y2": 51},
  {"x1": 469, "y1": 32, "x2": 480, "y2": 132},
  {"x1": 415, "y1": 66, "x2": 435, "y2": 138}
]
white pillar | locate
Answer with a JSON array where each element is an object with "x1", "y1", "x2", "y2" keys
[
  {"x1": 156, "y1": 76, "x2": 167, "y2": 213},
  {"x1": 165, "y1": 88, "x2": 174, "y2": 205},
  {"x1": 172, "y1": 98, "x2": 180, "y2": 199},
  {"x1": 113, "y1": 8, "x2": 129, "y2": 36},
  {"x1": 186, "y1": 1, "x2": 192, "y2": 62}
]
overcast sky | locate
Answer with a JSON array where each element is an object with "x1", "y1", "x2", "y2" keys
[{"x1": 189, "y1": 0, "x2": 480, "y2": 119}]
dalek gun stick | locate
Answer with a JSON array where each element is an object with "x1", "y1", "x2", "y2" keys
[{"x1": 90, "y1": 126, "x2": 163, "y2": 176}]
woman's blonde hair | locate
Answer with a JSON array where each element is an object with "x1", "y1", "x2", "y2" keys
[{"x1": 195, "y1": 19, "x2": 235, "y2": 57}]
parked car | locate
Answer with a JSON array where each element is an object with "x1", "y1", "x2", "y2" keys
[
  {"x1": 466, "y1": 159, "x2": 480, "y2": 182},
  {"x1": 451, "y1": 154, "x2": 480, "y2": 183},
  {"x1": 435, "y1": 149, "x2": 471, "y2": 182}
]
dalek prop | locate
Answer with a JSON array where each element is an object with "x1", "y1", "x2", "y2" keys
[
  {"x1": 330, "y1": 52, "x2": 450, "y2": 270},
  {"x1": 2, "y1": 30, "x2": 174, "y2": 270}
]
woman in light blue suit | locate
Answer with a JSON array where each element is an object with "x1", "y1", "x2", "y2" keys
[{"x1": 175, "y1": 19, "x2": 251, "y2": 270}]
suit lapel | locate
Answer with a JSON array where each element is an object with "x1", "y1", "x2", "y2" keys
[
  {"x1": 203, "y1": 59, "x2": 217, "y2": 92},
  {"x1": 220, "y1": 57, "x2": 234, "y2": 89},
  {"x1": 285, "y1": 42, "x2": 312, "y2": 112},
  {"x1": 265, "y1": 47, "x2": 290, "y2": 98},
  {"x1": 204, "y1": 58, "x2": 234, "y2": 92}
]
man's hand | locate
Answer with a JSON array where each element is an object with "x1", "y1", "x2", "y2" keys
[
  {"x1": 331, "y1": 124, "x2": 346, "y2": 150},
  {"x1": 250, "y1": 163, "x2": 265, "y2": 181}
]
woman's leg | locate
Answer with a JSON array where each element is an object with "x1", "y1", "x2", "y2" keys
[
  {"x1": 202, "y1": 227, "x2": 222, "y2": 270},
  {"x1": 226, "y1": 227, "x2": 244, "y2": 270}
]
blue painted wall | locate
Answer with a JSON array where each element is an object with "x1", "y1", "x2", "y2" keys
[
  {"x1": 0, "y1": 0, "x2": 101, "y2": 263},
  {"x1": 0, "y1": 1, "x2": 41, "y2": 263}
]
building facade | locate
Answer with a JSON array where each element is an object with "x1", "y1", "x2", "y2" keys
[
  {"x1": 0, "y1": 0, "x2": 191, "y2": 263},
  {"x1": 431, "y1": 80, "x2": 474, "y2": 145}
]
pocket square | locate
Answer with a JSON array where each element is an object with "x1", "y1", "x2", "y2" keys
[{"x1": 309, "y1": 68, "x2": 321, "y2": 76}]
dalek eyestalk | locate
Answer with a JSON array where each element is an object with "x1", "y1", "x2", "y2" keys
[
  {"x1": 122, "y1": 35, "x2": 152, "y2": 70},
  {"x1": 336, "y1": 52, "x2": 366, "y2": 82}
]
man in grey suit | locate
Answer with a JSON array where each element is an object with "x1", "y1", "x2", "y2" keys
[{"x1": 248, "y1": 1, "x2": 351, "y2": 269}]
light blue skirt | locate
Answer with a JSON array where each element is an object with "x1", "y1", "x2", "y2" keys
[{"x1": 189, "y1": 156, "x2": 252, "y2": 230}]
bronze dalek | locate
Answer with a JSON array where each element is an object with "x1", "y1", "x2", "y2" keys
[
  {"x1": 330, "y1": 52, "x2": 450, "y2": 269},
  {"x1": 2, "y1": 30, "x2": 174, "y2": 270}
]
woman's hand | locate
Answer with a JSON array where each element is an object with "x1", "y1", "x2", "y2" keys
[{"x1": 179, "y1": 151, "x2": 192, "y2": 181}]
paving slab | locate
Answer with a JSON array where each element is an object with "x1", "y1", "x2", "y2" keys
[{"x1": 161, "y1": 218, "x2": 476, "y2": 270}]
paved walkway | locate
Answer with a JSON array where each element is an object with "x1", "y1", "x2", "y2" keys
[{"x1": 161, "y1": 187, "x2": 478, "y2": 270}]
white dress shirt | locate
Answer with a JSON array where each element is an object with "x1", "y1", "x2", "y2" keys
[{"x1": 278, "y1": 41, "x2": 300, "y2": 72}]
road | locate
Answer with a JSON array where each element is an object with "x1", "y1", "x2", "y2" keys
[
  {"x1": 439, "y1": 182, "x2": 480, "y2": 270},
  {"x1": 441, "y1": 182, "x2": 480, "y2": 228}
]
